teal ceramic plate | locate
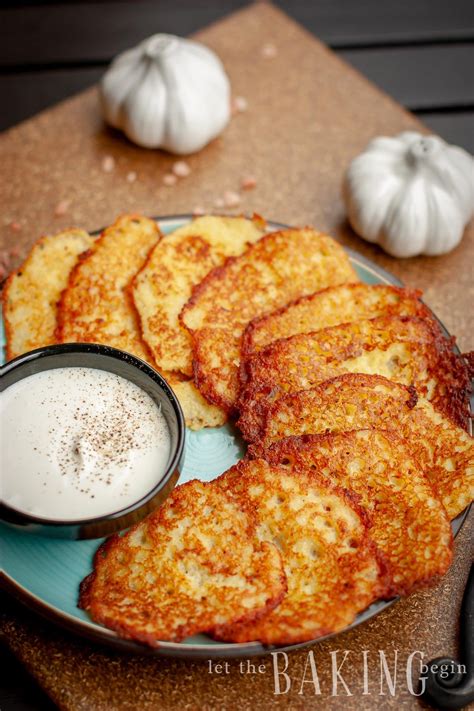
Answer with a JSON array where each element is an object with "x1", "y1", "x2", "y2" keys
[{"x1": 1, "y1": 216, "x2": 469, "y2": 658}]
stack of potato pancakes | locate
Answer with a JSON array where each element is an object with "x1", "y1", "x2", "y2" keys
[{"x1": 4, "y1": 214, "x2": 472, "y2": 647}]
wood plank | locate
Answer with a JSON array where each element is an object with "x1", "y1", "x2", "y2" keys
[
  {"x1": 0, "y1": 68, "x2": 103, "y2": 131},
  {"x1": 0, "y1": 634, "x2": 56, "y2": 711},
  {"x1": 341, "y1": 44, "x2": 474, "y2": 109},
  {"x1": 2, "y1": 43, "x2": 473, "y2": 133},
  {"x1": 1, "y1": 0, "x2": 473, "y2": 68},
  {"x1": 0, "y1": 1, "x2": 249, "y2": 67},
  {"x1": 420, "y1": 111, "x2": 474, "y2": 152},
  {"x1": 275, "y1": 0, "x2": 474, "y2": 46}
]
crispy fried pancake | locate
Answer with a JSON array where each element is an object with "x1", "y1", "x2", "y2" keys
[
  {"x1": 242, "y1": 284, "x2": 431, "y2": 356},
  {"x1": 3, "y1": 229, "x2": 93, "y2": 360},
  {"x1": 261, "y1": 430, "x2": 453, "y2": 596},
  {"x1": 212, "y1": 459, "x2": 384, "y2": 644},
  {"x1": 133, "y1": 215, "x2": 266, "y2": 376},
  {"x1": 57, "y1": 215, "x2": 161, "y2": 362},
  {"x1": 257, "y1": 374, "x2": 473, "y2": 519},
  {"x1": 169, "y1": 378, "x2": 227, "y2": 430},
  {"x1": 238, "y1": 316, "x2": 470, "y2": 441},
  {"x1": 181, "y1": 228, "x2": 358, "y2": 412},
  {"x1": 79, "y1": 480, "x2": 286, "y2": 645}
]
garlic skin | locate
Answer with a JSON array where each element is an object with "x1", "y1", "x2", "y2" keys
[
  {"x1": 343, "y1": 131, "x2": 474, "y2": 257},
  {"x1": 100, "y1": 34, "x2": 231, "y2": 154}
]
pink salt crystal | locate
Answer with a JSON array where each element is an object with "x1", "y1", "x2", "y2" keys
[
  {"x1": 54, "y1": 200, "x2": 71, "y2": 217},
  {"x1": 126, "y1": 171, "x2": 137, "y2": 183},
  {"x1": 261, "y1": 43, "x2": 277, "y2": 58},
  {"x1": 232, "y1": 96, "x2": 248, "y2": 114},
  {"x1": 193, "y1": 206, "x2": 206, "y2": 216},
  {"x1": 241, "y1": 175, "x2": 257, "y2": 190},
  {"x1": 172, "y1": 161, "x2": 191, "y2": 178},
  {"x1": 223, "y1": 190, "x2": 241, "y2": 208},
  {"x1": 102, "y1": 155, "x2": 115, "y2": 173},
  {"x1": 9, "y1": 221, "x2": 22, "y2": 233},
  {"x1": 163, "y1": 173, "x2": 178, "y2": 186}
]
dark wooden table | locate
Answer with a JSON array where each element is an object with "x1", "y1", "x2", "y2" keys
[{"x1": 0, "y1": 2, "x2": 473, "y2": 709}]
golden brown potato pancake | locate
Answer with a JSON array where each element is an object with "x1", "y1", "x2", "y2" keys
[
  {"x1": 3, "y1": 229, "x2": 93, "y2": 360},
  {"x1": 261, "y1": 430, "x2": 453, "y2": 596},
  {"x1": 79, "y1": 480, "x2": 286, "y2": 645},
  {"x1": 169, "y1": 378, "x2": 227, "y2": 430},
  {"x1": 181, "y1": 228, "x2": 358, "y2": 412},
  {"x1": 132, "y1": 214, "x2": 266, "y2": 376},
  {"x1": 57, "y1": 215, "x2": 161, "y2": 362},
  {"x1": 242, "y1": 283, "x2": 431, "y2": 357},
  {"x1": 255, "y1": 374, "x2": 473, "y2": 520},
  {"x1": 212, "y1": 458, "x2": 385, "y2": 645},
  {"x1": 238, "y1": 315, "x2": 470, "y2": 441}
]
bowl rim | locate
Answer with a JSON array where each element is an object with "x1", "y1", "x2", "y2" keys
[{"x1": 0, "y1": 342, "x2": 186, "y2": 527}]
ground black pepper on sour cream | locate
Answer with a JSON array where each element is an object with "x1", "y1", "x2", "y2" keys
[{"x1": 1, "y1": 367, "x2": 170, "y2": 520}]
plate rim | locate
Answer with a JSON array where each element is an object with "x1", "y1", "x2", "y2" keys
[{"x1": 1, "y1": 213, "x2": 470, "y2": 658}]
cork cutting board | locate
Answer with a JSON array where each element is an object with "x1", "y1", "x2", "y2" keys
[{"x1": 0, "y1": 3, "x2": 472, "y2": 709}]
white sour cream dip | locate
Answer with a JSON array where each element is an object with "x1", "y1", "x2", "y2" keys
[{"x1": 1, "y1": 367, "x2": 171, "y2": 520}]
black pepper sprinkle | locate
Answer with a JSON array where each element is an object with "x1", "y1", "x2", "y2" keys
[{"x1": 44, "y1": 369, "x2": 168, "y2": 498}]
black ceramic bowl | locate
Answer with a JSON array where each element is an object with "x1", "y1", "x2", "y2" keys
[{"x1": 0, "y1": 343, "x2": 185, "y2": 539}]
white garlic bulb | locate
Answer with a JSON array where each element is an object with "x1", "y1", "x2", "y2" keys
[
  {"x1": 100, "y1": 34, "x2": 231, "y2": 154},
  {"x1": 343, "y1": 131, "x2": 474, "y2": 257}
]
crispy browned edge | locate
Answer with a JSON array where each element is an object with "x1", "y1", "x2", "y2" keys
[
  {"x1": 464, "y1": 351, "x2": 474, "y2": 381},
  {"x1": 2, "y1": 230, "x2": 85, "y2": 361},
  {"x1": 3, "y1": 269, "x2": 22, "y2": 362},
  {"x1": 54, "y1": 215, "x2": 161, "y2": 363},
  {"x1": 240, "y1": 284, "x2": 428, "y2": 359},
  {"x1": 55, "y1": 248, "x2": 86, "y2": 341},
  {"x1": 131, "y1": 214, "x2": 267, "y2": 311},
  {"x1": 246, "y1": 373, "x2": 419, "y2": 454},
  {"x1": 257, "y1": 430, "x2": 454, "y2": 596},
  {"x1": 174, "y1": 211, "x2": 267, "y2": 337},
  {"x1": 179, "y1": 245, "x2": 261, "y2": 414},
  {"x1": 180, "y1": 227, "x2": 352, "y2": 414},
  {"x1": 181, "y1": 227, "x2": 344, "y2": 324},
  {"x1": 78, "y1": 480, "x2": 288, "y2": 645},
  {"x1": 237, "y1": 315, "x2": 471, "y2": 438}
]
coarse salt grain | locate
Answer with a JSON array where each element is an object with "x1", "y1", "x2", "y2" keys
[
  {"x1": 54, "y1": 200, "x2": 71, "y2": 217},
  {"x1": 126, "y1": 171, "x2": 137, "y2": 183},
  {"x1": 232, "y1": 96, "x2": 248, "y2": 114},
  {"x1": 223, "y1": 190, "x2": 241, "y2": 208},
  {"x1": 102, "y1": 155, "x2": 115, "y2": 173},
  {"x1": 163, "y1": 173, "x2": 178, "y2": 187},
  {"x1": 9, "y1": 221, "x2": 22, "y2": 233},
  {"x1": 261, "y1": 43, "x2": 277, "y2": 58},
  {"x1": 241, "y1": 175, "x2": 257, "y2": 190},
  {"x1": 172, "y1": 161, "x2": 191, "y2": 178},
  {"x1": 193, "y1": 206, "x2": 206, "y2": 216},
  {"x1": 214, "y1": 197, "x2": 225, "y2": 209}
]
